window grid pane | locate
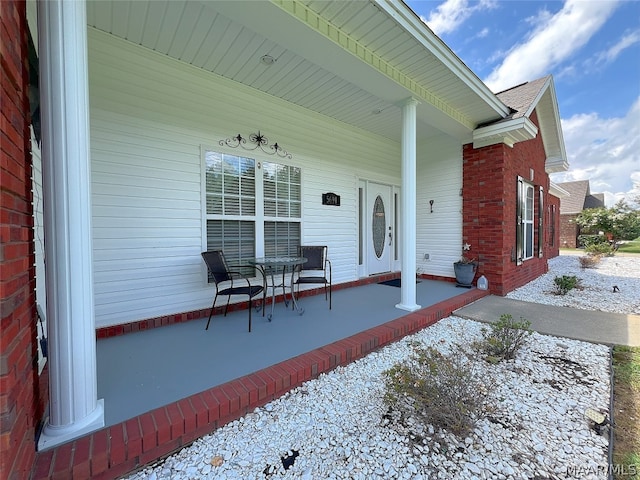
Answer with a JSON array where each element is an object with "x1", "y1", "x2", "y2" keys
[
  {"x1": 525, "y1": 186, "x2": 534, "y2": 221},
  {"x1": 264, "y1": 221, "x2": 300, "y2": 257},
  {"x1": 525, "y1": 223, "x2": 533, "y2": 258},
  {"x1": 264, "y1": 161, "x2": 301, "y2": 219},
  {"x1": 206, "y1": 220, "x2": 255, "y2": 278},
  {"x1": 205, "y1": 151, "x2": 255, "y2": 216},
  {"x1": 522, "y1": 184, "x2": 534, "y2": 260}
]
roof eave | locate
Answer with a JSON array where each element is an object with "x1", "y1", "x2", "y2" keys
[
  {"x1": 377, "y1": 0, "x2": 511, "y2": 120},
  {"x1": 472, "y1": 117, "x2": 538, "y2": 148},
  {"x1": 540, "y1": 78, "x2": 569, "y2": 173},
  {"x1": 545, "y1": 156, "x2": 569, "y2": 173}
]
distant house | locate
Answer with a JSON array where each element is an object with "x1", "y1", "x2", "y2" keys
[
  {"x1": 557, "y1": 180, "x2": 606, "y2": 248},
  {"x1": 2, "y1": 0, "x2": 568, "y2": 477}
]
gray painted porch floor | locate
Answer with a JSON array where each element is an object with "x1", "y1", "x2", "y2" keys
[{"x1": 97, "y1": 279, "x2": 465, "y2": 427}]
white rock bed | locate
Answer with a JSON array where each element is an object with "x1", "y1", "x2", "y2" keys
[
  {"x1": 506, "y1": 255, "x2": 640, "y2": 314},
  {"x1": 127, "y1": 321, "x2": 610, "y2": 480},
  {"x1": 125, "y1": 254, "x2": 640, "y2": 480}
]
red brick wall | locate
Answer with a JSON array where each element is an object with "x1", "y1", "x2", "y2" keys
[
  {"x1": 559, "y1": 213, "x2": 579, "y2": 248},
  {"x1": 462, "y1": 110, "x2": 552, "y2": 295},
  {"x1": 1, "y1": 2, "x2": 43, "y2": 479}
]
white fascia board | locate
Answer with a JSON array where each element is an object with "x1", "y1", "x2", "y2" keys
[
  {"x1": 542, "y1": 78, "x2": 568, "y2": 167},
  {"x1": 472, "y1": 117, "x2": 538, "y2": 148},
  {"x1": 374, "y1": 0, "x2": 510, "y2": 120}
]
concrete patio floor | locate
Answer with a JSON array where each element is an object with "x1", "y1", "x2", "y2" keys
[
  {"x1": 32, "y1": 278, "x2": 489, "y2": 479},
  {"x1": 98, "y1": 278, "x2": 471, "y2": 426}
]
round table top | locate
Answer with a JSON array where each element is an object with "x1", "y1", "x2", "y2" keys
[{"x1": 248, "y1": 256, "x2": 307, "y2": 267}]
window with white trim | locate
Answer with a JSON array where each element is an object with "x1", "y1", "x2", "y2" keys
[
  {"x1": 203, "y1": 149, "x2": 301, "y2": 278},
  {"x1": 263, "y1": 161, "x2": 301, "y2": 257},
  {"x1": 538, "y1": 186, "x2": 544, "y2": 257},
  {"x1": 549, "y1": 204, "x2": 556, "y2": 248},
  {"x1": 516, "y1": 176, "x2": 535, "y2": 264}
]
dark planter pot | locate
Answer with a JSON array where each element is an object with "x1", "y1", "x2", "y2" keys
[{"x1": 454, "y1": 261, "x2": 477, "y2": 288}]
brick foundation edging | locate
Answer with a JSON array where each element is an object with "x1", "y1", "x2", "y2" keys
[{"x1": 31, "y1": 288, "x2": 488, "y2": 479}]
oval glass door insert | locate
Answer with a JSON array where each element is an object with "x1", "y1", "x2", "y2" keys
[{"x1": 372, "y1": 195, "x2": 386, "y2": 258}]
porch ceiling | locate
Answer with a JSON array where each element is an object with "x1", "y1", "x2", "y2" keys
[{"x1": 85, "y1": 0, "x2": 507, "y2": 143}]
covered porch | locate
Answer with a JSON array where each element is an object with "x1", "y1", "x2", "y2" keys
[
  {"x1": 29, "y1": 0, "x2": 509, "y2": 460},
  {"x1": 33, "y1": 281, "x2": 487, "y2": 479}
]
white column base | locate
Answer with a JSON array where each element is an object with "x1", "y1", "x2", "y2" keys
[
  {"x1": 395, "y1": 303, "x2": 422, "y2": 312},
  {"x1": 37, "y1": 399, "x2": 104, "y2": 451}
]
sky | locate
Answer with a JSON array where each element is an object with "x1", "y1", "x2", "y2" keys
[{"x1": 405, "y1": 0, "x2": 640, "y2": 207}]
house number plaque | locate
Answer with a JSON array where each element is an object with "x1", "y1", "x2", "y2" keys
[{"x1": 322, "y1": 192, "x2": 340, "y2": 206}]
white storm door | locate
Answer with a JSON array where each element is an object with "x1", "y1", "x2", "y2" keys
[{"x1": 367, "y1": 182, "x2": 393, "y2": 275}]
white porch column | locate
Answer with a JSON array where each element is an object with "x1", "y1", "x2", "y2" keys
[
  {"x1": 396, "y1": 98, "x2": 421, "y2": 312},
  {"x1": 37, "y1": 0, "x2": 104, "y2": 450}
]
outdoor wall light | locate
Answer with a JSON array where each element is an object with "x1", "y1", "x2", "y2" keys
[{"x1": 429, "y1": 199, "x2": 434, "y2": 213}]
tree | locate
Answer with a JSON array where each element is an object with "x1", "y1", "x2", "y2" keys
[{"x1": 576, "y1": 200, "x2": 640, "y2": 241}]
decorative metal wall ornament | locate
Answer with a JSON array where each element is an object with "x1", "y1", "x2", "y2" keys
[{"x1": 218, "y1": 131, "x2": 292, "y2": 159}]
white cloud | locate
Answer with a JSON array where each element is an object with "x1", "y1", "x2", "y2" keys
[
  {"x1": 595, "y1": 29, "x2": 640, "y2": 65},
  {"x1": 421, "y1": 0, "x2": 497, "y2": 36},
  {"x1": 551, "y1": 97, "x2": 640, "y2": 207},
  {"x1": 484, "y1": 0, "x2": 619, "y2": 92},
  {"x1": 476, "y1": 27, "x2": 490, "y2": 39}
]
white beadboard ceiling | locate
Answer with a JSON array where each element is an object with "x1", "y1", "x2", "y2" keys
[{"x1": 85, "y1": 0, "x2": 507, "y2": 143}]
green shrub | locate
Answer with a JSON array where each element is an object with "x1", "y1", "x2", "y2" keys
[
  {"x1": 585, "y1": 242, "x2": 616, "y2": 256},
  {"x1": 473, "y1": 314, "x2": 532, "y2": 362},
  {"x1": 578, "y1": 234, "x2": 608, "y2": 248},
  {"x1": 383, "y1": 343, "x2": 492, "y2": 438},
  {"x1": 553, "y1": 275, "x2": 579, "y2": 295}
]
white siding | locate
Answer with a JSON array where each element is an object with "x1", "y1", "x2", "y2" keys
[
  {"x1": 88, "y1": 29, "x2": 402, "y2": 327},
  {"x1": 416, "y1": 135, "x2": 463, "y2": 279}
]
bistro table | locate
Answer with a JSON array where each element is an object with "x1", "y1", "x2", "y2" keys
[{"x1": 248, "y1": 256, "x2": 307, "y2": 321}]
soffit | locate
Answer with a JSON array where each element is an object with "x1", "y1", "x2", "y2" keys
[{"x1": 85, "y1": 0, "x2": 506, "y2": 143}]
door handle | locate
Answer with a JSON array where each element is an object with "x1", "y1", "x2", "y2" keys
[{"x1": 388, "y1": 231, "x2": 393, "y2": 246}]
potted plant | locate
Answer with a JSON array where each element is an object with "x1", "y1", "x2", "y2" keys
[{"x1": 453, "y1": 254, "x2": 477, "y2": 288}]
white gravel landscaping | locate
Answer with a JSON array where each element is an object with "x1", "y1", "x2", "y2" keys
[
  {"x1": 126, "y1": 255, "x2": 639, "y2": 480},
  {"x1": 507, "y1": 255, "x2": 640, "y2": 314}
]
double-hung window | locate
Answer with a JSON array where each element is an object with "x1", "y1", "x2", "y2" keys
[
  {"x1": 263, "y1": 162, "x2": 301, "y2": 257},
  {"x1": 203, "y1": 148, "x2": 301, "y2": 279},
  {"x1": 204, "y1": 151, "x2": 256, "y2": 275},
  {"x1": 516, "y1": 176, "x2": 535, "y2": 264}
]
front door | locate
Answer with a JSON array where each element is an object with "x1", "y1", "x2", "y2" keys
[{"x1": 367, "y1": 182, "x2": 393, "y2": 275}]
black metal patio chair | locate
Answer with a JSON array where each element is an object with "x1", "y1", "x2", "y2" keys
[
  {"x1": 293, "y1": 245, "x2": 332, "y2": 309},
  {"x1": 201, "y1": 251, "x2": 264, "y2": 332}
]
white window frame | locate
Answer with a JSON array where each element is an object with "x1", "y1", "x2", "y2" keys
[
  {"x1": 516, "y1": 176, "x2": 535, "y2": 264},
  {"x1": 201, "y1": 145, "x2": 302, "y2": 281},
  {"x1": 538, "y1": 186, "x2": 544, "y2": 257}
]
